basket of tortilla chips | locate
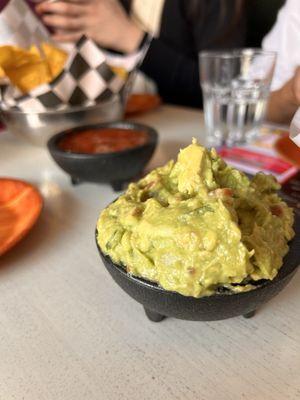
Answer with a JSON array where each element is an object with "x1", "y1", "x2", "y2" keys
[{"x1": 0, "y1": 0, "x2": 146, "y2": 145}]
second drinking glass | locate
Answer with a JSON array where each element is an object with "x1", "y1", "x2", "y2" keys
[{"x1": 199, "y1": 49, "x2": 276, "y2": 146}]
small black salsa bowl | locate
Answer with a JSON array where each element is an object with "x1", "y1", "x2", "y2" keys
[
  {"x1": 47, "y1": 121, "x2": 158, "y2": 191},
  {"x1": 95, "y1": 214, "x2": 299, "y2": 322}
]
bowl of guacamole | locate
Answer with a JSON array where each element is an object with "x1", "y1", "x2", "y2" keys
[{"x1": 96, "y1": 140, "x2": 299, "y2": 321}]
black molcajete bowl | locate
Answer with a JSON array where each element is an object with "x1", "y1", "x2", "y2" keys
[
  {"x1": 47, "y1": 121, "x2": 158, "y2": 191},
  {"x1": 96, "y1": 215, "x2": 299, "y2": 322}
]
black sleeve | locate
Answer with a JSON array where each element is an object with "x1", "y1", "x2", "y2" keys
[
  {"x1": 138, "y1": 0, "x2": 245, "y2": 109},
  {"x1": 140, "y1": 38, "x2": 202, "y2": 109}
]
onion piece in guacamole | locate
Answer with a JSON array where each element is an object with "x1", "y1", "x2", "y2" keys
[{"x1": 97, "y1": 139, "x2": 294, "y2": 298}]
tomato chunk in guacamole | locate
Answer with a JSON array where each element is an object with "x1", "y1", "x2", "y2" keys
[{"x1": 97, "y1": 139, "x2": 294, "y2": 298}]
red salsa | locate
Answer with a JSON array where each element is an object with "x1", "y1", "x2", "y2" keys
[{"x1": 58, "y1": 128, "x2": 149, "y2": 154}]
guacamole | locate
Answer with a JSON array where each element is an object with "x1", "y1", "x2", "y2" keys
[{"x1": 97, "y1": 140, "x2": 294, "y2": 298}]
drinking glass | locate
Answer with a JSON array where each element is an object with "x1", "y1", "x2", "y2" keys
[{"x1": 199, "y1": 49, "x2": 276, "y2": 146}]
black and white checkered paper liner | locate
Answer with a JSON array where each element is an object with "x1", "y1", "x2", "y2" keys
[{"x1": 1, "y1": 35, "x2": 145, "y2": 112}]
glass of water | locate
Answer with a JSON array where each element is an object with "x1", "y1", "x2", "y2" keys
[{"x1": 199, "y1": 49, "x2": 276, "y2": 146}]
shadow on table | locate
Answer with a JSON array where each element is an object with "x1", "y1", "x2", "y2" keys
[{"x1": 0, "y1": 188, "x2": 81, "y2": 272}]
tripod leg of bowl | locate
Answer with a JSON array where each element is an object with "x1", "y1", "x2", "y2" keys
[
  {"x1": 111, "y1": 181, "x2": 125, "y2": 192},
  {"x1": 144, "y1": 307, "x2": 166, "y2": 322},
  {"x1": 71, "y1": 177, "x2": 81, "y2": 186},
  {"x1": 243, "y1": 310, "x2": 256, "y2": 319}
]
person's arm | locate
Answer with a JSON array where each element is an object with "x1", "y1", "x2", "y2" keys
[
  {"x1": 140, "y1": 38, "x2": 202, "y2": 108},
  {"x1": 141, "y1": 0, "x2": 245, "y2": 109},
  {"x1": 266, "y1": 67, "x2": 300, "y2": 124},
  {"x1": 139, "y1": 0, "x2": 238, "y2": 109},
  {"x1": 262, "y1": 0, "x2": 300, "y2": 123}
]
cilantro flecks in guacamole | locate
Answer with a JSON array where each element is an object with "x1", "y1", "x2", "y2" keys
[{"x1": 97, "y1": 140, "x2": 295, "y2": 298}]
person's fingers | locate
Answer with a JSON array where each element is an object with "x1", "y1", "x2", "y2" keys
[
  {"x1": 51, "y1": 31, "x2": 84, "y2": 43},
  {"x1": 36, "y1": 1, "x2": 87, "y2": 16},
  {"x1": 42, "y1": 14, "x2": 85, "y2": 30}
]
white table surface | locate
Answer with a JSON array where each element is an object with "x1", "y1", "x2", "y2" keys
[{"x1": 0, "y1": 105, "x2": 299, "y2": 400}]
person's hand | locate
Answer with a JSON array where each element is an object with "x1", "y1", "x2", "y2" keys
[
  {"x1": 267, "y1": 67, "x2": 300, "y2": 124},
  {"x1": 35, "y1": 0, "x2": 144, "y2": 53},
  {"x1": 282, "y1": 66, "x2": 300, "y2": 106}
]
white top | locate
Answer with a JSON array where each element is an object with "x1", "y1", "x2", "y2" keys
[
  {"x1": 131, "y1": 0, "x2": 165, "y2": 37},
  {"x1": 0, "y1": 105, "x2": 299, "y2": 400},
  {"x1": 262, "y1": 0, "x2": 300, "y2": 90}
]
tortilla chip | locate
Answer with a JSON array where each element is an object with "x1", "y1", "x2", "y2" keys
[
  {"x1": 41, "y1": 43, "x2": 67, "y2": 78},
  {"x1": 0, "y1": 43, "x2": 68, "y2": 93},
  {"x1": 109, "y1": 66, "x2": 128, "y2": 80}
]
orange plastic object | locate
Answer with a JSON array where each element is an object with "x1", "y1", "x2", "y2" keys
[
  {"x1": 125, "y1": 94, "x2": 161, "y2": 116},
  {"x1": 0, "y1": 178, "x2": 42, "y2": 256},
  {"x1": 275, "y1": 134, "x2": 300, "y2": 167}
]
